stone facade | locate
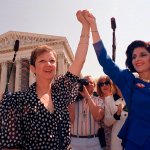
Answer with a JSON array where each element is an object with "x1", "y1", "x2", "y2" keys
[{"x1": 0, "y1": 31, "x2": 74, "y2": 95}]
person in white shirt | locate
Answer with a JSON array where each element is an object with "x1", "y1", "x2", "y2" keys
[
  {"x1": 97, "y1": 75, "x2": 128, "y2": 150},
  {"x1": 68, "y1": 75, "x2": 104, "y2": 150}
]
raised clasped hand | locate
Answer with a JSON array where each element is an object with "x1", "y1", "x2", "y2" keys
[
  {"x1": 81, "y1": 10, "x2": 96, "y2": 25},
  {"x1": 76, "y1": 10, "x2": 89, "y2": 26}
]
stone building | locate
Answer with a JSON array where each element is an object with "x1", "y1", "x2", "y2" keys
[{"x1": 0, "y1": 31, "x2": 74, "y2": 95}]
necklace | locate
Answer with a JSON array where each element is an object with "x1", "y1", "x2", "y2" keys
[{"x1": 139, "y1": 77, "x2": 150, "y2": 83}]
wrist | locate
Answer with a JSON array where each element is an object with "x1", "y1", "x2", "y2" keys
[
  {"x1": 82, "y1": 23, "x2": 90, "y2": 28},
  {"x1": 91, "y1": 23, "x2": 97, "y2": 31},
  {"x1": 79, "y1": 34, "x2": 89, "y2": 44},
  {"x1": 87, "y1": 96, "x2": 94, "y2": 103},
  {"x1": 78, "y1": 42, "x2": 89, "y2": 45},
  {"x1": 91, "y1": 30, "x2": 98, "y2": 32},
  {"x1": 80, "y1": 34, "x2": 90, "y2": 38}
]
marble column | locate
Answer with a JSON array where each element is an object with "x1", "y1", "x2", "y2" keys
[
  {"x1": 29, "y1": 69, "x2": 35, "y2": 86},
  {"x1": 21, "y1": 59, "x2": 30, "y2": 90},
  {"x1": 15, "y1": 60, "x2": 22, "y2": 91},
  {"x1": 64, "y1": 58, "x2": 69, "y2": 72},
  {"x1": 57, "y1": 53, "x2": 65, "y2": 75},
  {"x1": 0, "y1": 62, "x2": 8, "y2": 96}
]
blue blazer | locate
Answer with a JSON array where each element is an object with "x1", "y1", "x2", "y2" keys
[{"x1": 93, "y1": 40, "x2": 150, "y2": 146}]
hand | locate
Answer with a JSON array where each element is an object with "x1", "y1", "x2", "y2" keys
[
  {"x1": 116, "y1": 104, "x2": 122, "y2": 115},
  {"x1": 82, "y1": 10, "x2": 96, "y2": 26},
  {"x1": 76, "y1": 10, "x2": 89, "y2": 26},
  {"x1": 79, "y1": 86, "x2": 90, "y2": 101}
]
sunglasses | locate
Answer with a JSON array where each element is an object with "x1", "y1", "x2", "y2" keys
[{"x1": 98, "y1": 81, "x2": 110, "y2": 87}]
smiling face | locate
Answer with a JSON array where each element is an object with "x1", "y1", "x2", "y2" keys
[
  {"x1": 97, "y1": 76, "x2": 113, "y2": 98},
  {"x1": 84, "y1": 76, "x2": 95, "y2": 95},
  {"x1": 30, "y1": 45, "x2": 57, "y2": 81},
  {"x1": 126, "y1": 40, "x2": 150, "y2": 72},
  {"x1": 99, "y1": 79, "x2": 111, "y2": 96},
  {"x1": 132, "y1": 47, "x2": 150, "y2": 74}
]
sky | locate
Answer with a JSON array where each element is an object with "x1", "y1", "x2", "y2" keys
[{"x1": 0, "y1": 0, "x2": 150, "y2": 79}]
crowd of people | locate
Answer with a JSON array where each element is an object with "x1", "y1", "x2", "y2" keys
[{"x1": 0, "y1": 10, "x2": 150, "y2": 150}]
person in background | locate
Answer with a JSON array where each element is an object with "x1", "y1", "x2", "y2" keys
[
  {"x1": 68, "y1": 75, "x2": 104, "y2": 150},
  {"x1": 96, "y1": 75, "x2": 113, "y2": 150},
  {"x1": 0, "y1": 10, "x2": 90, "y2": 150},
  {"x1": 83, "y1": 9, "x2": 150, "y2": 150},
  {"x1": 97, "y1": 75, "x2": 128, "y2": 150}
]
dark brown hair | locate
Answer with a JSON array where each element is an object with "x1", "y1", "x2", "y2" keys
[{"x1": 125, "y1": 40, "x2": 150, "y2": 72}]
